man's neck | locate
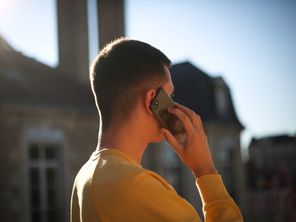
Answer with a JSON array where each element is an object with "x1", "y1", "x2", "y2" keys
[{"x1": 99, "y1": 124, "x2": 148, "y2": 164}]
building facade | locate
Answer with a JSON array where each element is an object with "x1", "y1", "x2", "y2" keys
[
  {"x1": 0, "y1": 1, "x2": 246, "y2": 221},
  {"x1": 246, "y1": 135, "x2": 296, "y2": 222},
  {"x1": 0, "y1": 36, "x2": 99, "y2": 222}
]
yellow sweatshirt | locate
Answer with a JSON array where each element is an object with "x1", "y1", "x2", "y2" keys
[{"x1": 71, "y1": 149, "x2": 243, "y2": 222}]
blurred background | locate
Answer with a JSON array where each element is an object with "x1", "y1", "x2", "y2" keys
[{"x1": 0, "y1": 0, "x2": 295, "y2": 221}]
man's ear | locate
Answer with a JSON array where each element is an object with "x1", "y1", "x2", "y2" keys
[{"x1": 144, "y1": 89, "x2": 156, "y2": 115}]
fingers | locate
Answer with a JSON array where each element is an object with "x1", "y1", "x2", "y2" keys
[
  {"x1": 175, "y1": 103, "x2": 202, "y2": 128},
  {"x1": 175, "y1": 102, "x2": 195, "y2": 117},
  {"x1": 167, "y1": 107, "x2": 194, "y2": 133},
  {"x1": 175, "y1": 133, "x2": 184, "y2": 143},
  {"x1": 161, "y1": 128, "x2": 182, "y2": 153}
]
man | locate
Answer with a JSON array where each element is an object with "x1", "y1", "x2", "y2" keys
[{"x1": 71, "y1": 38, "x2": 243, "y2": 221}]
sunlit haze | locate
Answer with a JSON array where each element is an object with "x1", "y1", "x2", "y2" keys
[{"x1": 0, "y1": 0, "x2": 295, "y2": 156}]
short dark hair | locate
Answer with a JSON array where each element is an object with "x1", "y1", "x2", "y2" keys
[{"x1": 90, "y1": 38, "x2": 171, "y2": 130}]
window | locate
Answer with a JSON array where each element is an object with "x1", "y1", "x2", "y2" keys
[
  {"x1": 215, "y1": 87, "x2": 228, "y2": 115},
  {"x1": 27, "y1": 142, "x2": 63, "y2": 222}
]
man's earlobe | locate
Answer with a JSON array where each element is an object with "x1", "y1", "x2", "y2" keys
[{"x1": 144, "y1": 89, "x2": 156, "y2": 115}]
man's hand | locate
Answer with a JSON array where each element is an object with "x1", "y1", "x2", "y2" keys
[{"x1": 162, "y1": 103, "x2": 217, "y2": 178}]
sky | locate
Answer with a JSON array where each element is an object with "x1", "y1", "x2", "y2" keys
[{"x1": 0, "y1": 0, "x2": 295, "y2": 157}]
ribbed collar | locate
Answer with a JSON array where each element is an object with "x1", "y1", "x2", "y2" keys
[{"x1": 91, "y1": 148, "x2": 141, "y2": 167}]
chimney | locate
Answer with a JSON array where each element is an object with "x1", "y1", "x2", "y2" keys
[
  {"x1": 57, "y1": 0, "x2": 89, "y2": 82},
  {"x1": 97, "y1": 0, "x2": 125, "y2": 49}
]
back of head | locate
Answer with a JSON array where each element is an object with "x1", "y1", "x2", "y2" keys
[{"x1": 90, "y1": 38, "x2": 171, "y2": 130}]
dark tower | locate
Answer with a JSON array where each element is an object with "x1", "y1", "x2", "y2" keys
[
  {"x1": 57, "y1": 0, "x2": 89, "y2": 81},
  {"x1": 97, "y1": 0, "x2": 125, "y2": 49}
]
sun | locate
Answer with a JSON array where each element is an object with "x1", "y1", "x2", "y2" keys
[{"x1": 0, "y1": 0, "x2": 17, "y2": 18}]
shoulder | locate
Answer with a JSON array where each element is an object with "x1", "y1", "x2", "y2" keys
[
  {"x1": 133, "y1": 168, "x2": 175, "y2": 191},
  {"x1": 90, "y1": 163, "x2": 200, "y2": 221},
  {"x1": 98, "y1": 162, "x2": 171, "y2": 184},
  {"x1": 92, "y1": 163, "x2": 176, "y2": 196}
]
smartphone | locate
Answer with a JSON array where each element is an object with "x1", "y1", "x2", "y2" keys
[{"x1": 150, "y1": 88, "x2": 184, "y2": 135}]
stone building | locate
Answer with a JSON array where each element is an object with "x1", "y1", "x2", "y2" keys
[
  {"x1": 0, "y1": 36, "x2": 98, "y2": 222},
  {"x1": 0, "y1": 1, "x2": 125, "y2": 221},
  {"x1": 0, "y1": 0, "x2": 246, "y2": 221},
  {"x1": 0, "y1": 39, "x2": 246, "y2": 221},
  {"x1": 246, "y1": 134, "x2": 296, "y2": 222}
]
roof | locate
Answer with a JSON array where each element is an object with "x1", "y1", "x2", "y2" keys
[
  {"x1": 0, "y1": 36, "x2": 96, "y2": 114},
  {"x1": 250, "y1": 134, "x2": 296, "y2": 146},
  {"x1": 170, "y1": 61, "x2": 243, "y2": 128}
]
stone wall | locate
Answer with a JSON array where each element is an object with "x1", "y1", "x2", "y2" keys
[{"x1": 0, "y1": 104, "x2": 98, "y2": 222}]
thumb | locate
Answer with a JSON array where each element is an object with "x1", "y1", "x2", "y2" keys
[{"x1": 161, "y1": 128, "x2": 183, "y2": 154}]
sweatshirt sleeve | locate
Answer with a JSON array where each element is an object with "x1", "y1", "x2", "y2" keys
[
  {"x1": 131, "y1": 171, "x2": 243, "y2": 222},
  {"x1": 196, "y1": 174, "x2": 244, "y2": 222},
  {"x1": 131, "y1": 171, "x2": 202, "y2": 222}
]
